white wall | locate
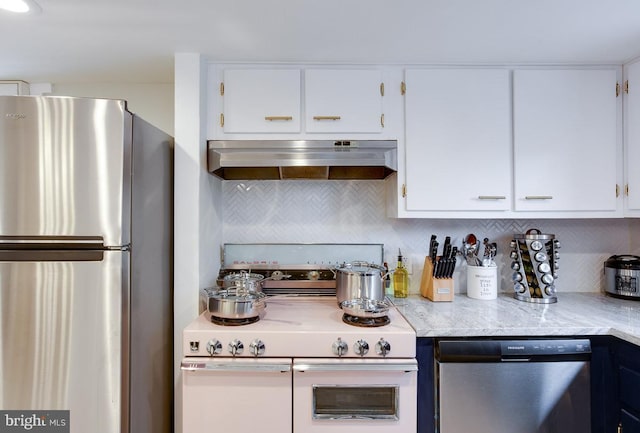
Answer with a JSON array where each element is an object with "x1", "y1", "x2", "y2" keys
[
  {"x1": 173, "y1": 53, "x2": 223, "y2": 433},
  {"x1": 220, "y1": 179, "x2": 640, "y2": 295},
  {"x1": 50, "y1": 82, "x2": 174, "y2": 135}
]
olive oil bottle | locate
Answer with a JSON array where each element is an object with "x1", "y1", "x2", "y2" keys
[{"x1": 393, "y1": 249, "x2": 409, "y2": 298}]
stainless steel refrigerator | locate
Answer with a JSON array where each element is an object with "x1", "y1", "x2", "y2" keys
[{"x1": 0, "y1": 96, "x2": 173, "y2": 433}]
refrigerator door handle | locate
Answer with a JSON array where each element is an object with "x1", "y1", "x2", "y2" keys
[{"x1": 0, "y1": 250, "x2": 104, "y2": 262}]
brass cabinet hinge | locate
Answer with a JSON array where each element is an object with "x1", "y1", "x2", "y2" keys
[
  {"x1": 220, "y1": 82, "x2": 224, "y2": 96},
  {"x1": 616, "y1": 81, "x2": 621, "y2": 97},
  {"x1": 381, "y1": 113, "x2": 385, "y2": 128},
  {"x1": 401, "y1": 81, "x2": 406, "y2": 95},
  {"x1": 625, "y1": 80, "x2": 629, "y2": 94},
  {"x1": 626, "y1": 184, "x2": 630, "y2": 196},
  {"x1": 380, "y1": 82, "x2": 385, "y2": 97},
  {"x1": 402, "y1": 184, "x2": 407, "y2": 198},
  {"x1": 220, "y1": 113, "x2": 224, "y2": 127}
]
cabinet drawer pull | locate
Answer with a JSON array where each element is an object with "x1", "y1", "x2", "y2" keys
[
  {"x1": 313, "y1": 116, "x2": 341, "y2": 121},
  {"x1": 264, "y1": 116, "x2": 293, "y2": 121},
  {"x1": 525, "y1": 196, "x2": 553, "y2": 200},
  {"x1": 478, "y1": 196, "x2": 506, "y2": 200}
]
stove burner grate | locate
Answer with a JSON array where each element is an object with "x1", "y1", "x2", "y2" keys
[
  {"x1": 342, "y1": 313, "x2": 390, "y2": 327},
  {"x1": 210, "y1": 315, "x2": 260, "y2": 326}
]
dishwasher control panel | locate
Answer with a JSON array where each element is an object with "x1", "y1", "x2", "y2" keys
[{"x1": 437, "y1": 338, "x2": 592, "y2": 362}]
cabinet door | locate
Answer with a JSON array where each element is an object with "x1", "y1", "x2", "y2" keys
[
  {"x1": 222, "y1": 69, "x2": 301, "y2": 133},
  {"x1": 305, "y1": 69, "x2": 383, "y2": 133},
  {"x1": 625, "y1": 61, "x2": 640, "y2": 213},
  {"x1": 513, "y1": 69, "x2": 619, "y2": 212},
  {"x1": 621, "y1": 410, "x2": 640, "y2": 433},
  {"x1": 404, "y1": 69, "x2": 511, "y2": 212}
]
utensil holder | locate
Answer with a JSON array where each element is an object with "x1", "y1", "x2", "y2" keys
[
  {"x1": 420, "y1": 257, "x2": 454, "y2": 302},
  {"x1": 466, "y1": 265, "x2": 498, "y2": 300}
]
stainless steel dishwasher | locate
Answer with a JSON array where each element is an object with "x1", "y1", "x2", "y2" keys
[{"x1": 435, "y1": 339, "x2": 591, "y2": 433}]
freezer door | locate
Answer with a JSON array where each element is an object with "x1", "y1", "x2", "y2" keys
[
  {"x1": 0, "y1": 250, "x2": 127, "y2": 433},
  {"x1": 0, "y1": 96, "x2": 130, "y2": 246}
]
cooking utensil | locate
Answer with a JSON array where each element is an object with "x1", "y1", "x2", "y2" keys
[
  {"x1": 223, "y1": 271, "x2": 266, "y2": 292},
  {"x1": 463, "y1": 233, "x2": 481, "y2": 266},
  {"x1": 334, "y1": 261, "x2": 390, "y2": 306},
  {"x1": 201, "y1": 286, "x2": 267, "y2": 320},
  {"x1": 223, "y1": 270, "x2": 292, "y2": 292},
  {"x1": 340, "y1": 298, "x2": 390, "y2": 318},
  {"x1": 481, "y1": 238, "x2": 497, "y2": 267}
]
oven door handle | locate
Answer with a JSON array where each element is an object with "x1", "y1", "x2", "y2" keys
[
  {"x1": 293, "y1": 361, "x2": 418, "y2": 373},
  {"x1": 181, "y1": 360, "x2": 292, "y2": 373}
]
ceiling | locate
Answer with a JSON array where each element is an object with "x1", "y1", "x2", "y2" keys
[{"x1": 2, "y1": 0, "x2": 640, "y2": 84}]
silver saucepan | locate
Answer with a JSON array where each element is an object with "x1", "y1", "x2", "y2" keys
[
  {"x1": 333, "y1": 261, "x2": 390, "y2": 306},
  {"x1": 340, "y1": 298, "x2": 390, "y2": 318},
  {"x1": 201, "y1": 286, "x2": 267, "y2": 320},
  {"x1": 223, "y1": 270, "x2": 291, "y2": 292}
]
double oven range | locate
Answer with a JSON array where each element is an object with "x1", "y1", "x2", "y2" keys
[{"x1": 181, "y1": 244, "x2": 417, "y2": 433}]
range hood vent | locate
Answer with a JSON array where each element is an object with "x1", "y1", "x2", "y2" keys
[{"x1": 207, "y1": 140, "x2": 397, "y2": 180}]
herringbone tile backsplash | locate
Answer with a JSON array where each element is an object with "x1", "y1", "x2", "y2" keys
[{"x1": 222, "y1": 180, "x2": 639, "y2": 295}]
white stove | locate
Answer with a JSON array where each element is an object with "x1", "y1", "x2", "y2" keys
[
  {"x1": 181, "y1": 244, "x2": 417, "y2": 433},
  {"x1": 183, "y1": 295, "x2": 416, "y2": 359}
]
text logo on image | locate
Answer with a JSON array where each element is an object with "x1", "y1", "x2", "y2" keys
[{"x1": 0, "y1": 411, "x2": 69, "y2": 433}]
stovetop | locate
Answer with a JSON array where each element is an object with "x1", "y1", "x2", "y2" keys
[{"x1": 183, "y1": 295, "x2": 416, "y2": 359}]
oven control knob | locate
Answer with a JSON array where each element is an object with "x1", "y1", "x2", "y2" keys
[
  {"x1": 206, "y1": 339, "x2": 222, "y2": 356},
  {"x1": 353, "y1": 339, "x2": 369, "y2": 356},
  {"x1": 249, "y1": 339, "x2": 266, "y2": 357},
  {"x1": 375, "y1": 338, "x2": 391, "y2": 357},
  {"x1": 228, "y1": 339, "x2": 244, "y2": 356},
  {"x1": 332, "y1": 338, "x2": 348, "y2": 357}
]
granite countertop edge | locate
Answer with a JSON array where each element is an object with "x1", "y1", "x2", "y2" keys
[{"x1": 391, "y1": 292, "x2": 640, "y2": 346}]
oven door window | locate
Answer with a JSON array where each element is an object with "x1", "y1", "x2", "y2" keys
[{"x1": 312, "y1": 385, "x2": 399, "y2": 420}]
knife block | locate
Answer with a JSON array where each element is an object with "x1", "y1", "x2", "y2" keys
[{"x1": 420, "y1": 257, "x2": 454, "y2": 302}]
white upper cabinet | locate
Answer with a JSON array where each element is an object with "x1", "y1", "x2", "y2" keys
[
  {"x1": 212, "y1": 66, "x2": 389, "y2": 138},
  {"x1": 304, "y1": 69, "x2": 384, "y2": 133},
  {"x1": 624, "y1": 61, "x2": 640, "y2": 215},
  {"x1": 221, "y1": 69, "x2": 301, "y2": 133},
  {"x1": 404, "y1": 68, "x2": 511, "y2": 213},
  {"x1": 513, "y1": 68, "x2": 620, "y2": 214}
]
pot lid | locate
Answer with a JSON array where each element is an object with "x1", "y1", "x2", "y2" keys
[
  {"x1": 203, "y1": 286, "x2": 267, "y2": 301},
  {"x1": 337, "y1": 261, "x2": 385, "y2": 275},
  {"x1": 223, "y1": 271, "x2": 265, "y2": 282}
]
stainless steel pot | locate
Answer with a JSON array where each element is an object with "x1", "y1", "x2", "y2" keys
[
  {"x1": 222, "y1": 271, "x2": 265, "y2": 292},
  {"x1": 334, "y1": 261, "x2": 389, "y2": 306},
  {"x1": 340, "y1": 298, "x2": 390, "y2": 318},
  {"x1": 201, "y1": 286, "x2": 267, "y2": 320}
]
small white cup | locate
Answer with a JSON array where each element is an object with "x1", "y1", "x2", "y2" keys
[{"x1": 466, "y1": 265, "x2": 498, "y2": 300}]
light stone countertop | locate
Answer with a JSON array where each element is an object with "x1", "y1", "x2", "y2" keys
[{"x1": 391, "y1": 292, "x2": 640, "y2": 346}]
